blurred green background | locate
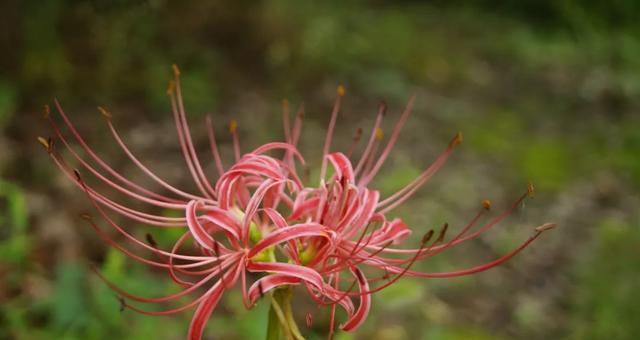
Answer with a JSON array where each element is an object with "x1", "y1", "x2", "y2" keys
[{"x1": 1, "y1": 1, "x2": 639, "y2": 339}]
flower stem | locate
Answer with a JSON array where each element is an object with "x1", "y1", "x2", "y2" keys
[{"x1": 266, "y1": 287, "x2": 305, "y2": 340}]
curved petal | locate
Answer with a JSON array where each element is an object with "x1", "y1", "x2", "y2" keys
[
  {"x1": 247, "y1": 274, "x2": 301, "y2": 305},
  {"x1": 248, "y1": 223, "x2": 332, "y2": 258},
  {"x1": 327, "y1": 152, "x2": 355, "y2": 182},
  {"x1": 246, "y1": 261, "x2": 325, "y2": 291},
  {"x1": 186, "y1": 200, "x2": 216, "y2": 250},
  {"x1": 340, "y1": 267, "x2": 371, "y2": 331}
]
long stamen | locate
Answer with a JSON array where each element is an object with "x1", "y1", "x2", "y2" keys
[
  {"x1": 353, "y1": 102, "x2": 386, "y2": 178},
  {"x1": 205, "y1": 115, "x2": 225, "y2": 176},
  {"x1": 358, "y1": 95, "x2": 415, "y2": 187},
  {"x1": 102, "y1": 109, "x2": 206, "y2": 202},
  {"x1": 229, "y1": 119, "x2": 241, "y2": 162},
  {"x1": 377, "y1": 132, "x2": 462, "y2": 213},
  {"x1": 167, "y1": 73, "x2": 215, "y2": 199},
  {"x1": 48, "y1": 102, "x2": 184, "y2": 204},
  {"x1": 319, "y1": 86, "x2": 344, "y2": 183}
]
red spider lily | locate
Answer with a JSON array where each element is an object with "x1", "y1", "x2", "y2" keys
[{"x1": 39, "y1": 65, "x2": 555, "y2": 339}]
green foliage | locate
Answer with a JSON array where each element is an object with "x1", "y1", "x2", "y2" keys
[
  {"x1": 570, "y1": 219, "x2": 640, "y2": 339},
  {"x1": 0, "y1": 179, "x2": 28, "y2": 264}
]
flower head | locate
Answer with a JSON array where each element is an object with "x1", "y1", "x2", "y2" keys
[{"x1": 40, "y1": 65, "x2": 554, "y2": 339}]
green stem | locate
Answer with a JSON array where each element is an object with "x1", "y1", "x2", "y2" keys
[{"x1": 265, "y1": 287, "x2": 305, "y2": 340}]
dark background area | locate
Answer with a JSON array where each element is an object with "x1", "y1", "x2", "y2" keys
[{"x1": 1, "y1": 1, "x2": 639, "y2": 339}]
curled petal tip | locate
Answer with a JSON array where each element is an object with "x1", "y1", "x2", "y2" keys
[
  {"x1": 97, "y1": 106, "x2": 112, "y2": 119},
  {"x1": 482, "y1": 199, "x2": 492, "y2": 210},
  {"x1": 535, "y1": 222, "x2": 557, "y2": 232},
  {"x1": 449, "y1": 132, "x2": 463, "y2": 148},
  {"x1": 337, "y1": 85, "x2": 345, "y2": 97}
]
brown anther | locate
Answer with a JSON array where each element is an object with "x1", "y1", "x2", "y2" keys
[
  {"x1": 97, "y1": 106, "x2": 112, "y2": 119},
  {"x1": 73, "y1": 169, "x2": 82, "y2": 182},
  {"x1": 146, "y1": 233, "x2": 158, "y2": 248},
  {"x1": 527, "y1": 182, "x2": 535, "y2": 197},
  {"x1": 282, "y1": 98, "x2": 289, "y2": 108},
  {"x1": 229, "y1": 119, "x2": 238, "y2": 134},
  {"x1": 421, "y1": 230, "x2": 434, "y2": 245},
  {"x1": 375, "y1": 127, "x2": 384, "y2": 141},
  {"x1": 449, "y1": 132, "x2": 463, "y2": 148},
  {"x1": 482, "y1": 199, "x2": 492, "y2": 210},
  {"x1": 171, "y1": 64, "x2": 180, "y2": 77},
  {"x1": 436, "y1": 223, "x2": 449, "y2": 243},
  {"x1": 116, "y1": 296, "x2": 126, "y2": 312},
  {"x1": 379, "y1": 100, "x2": 388, "y2": 116},
  {"x1": 43, "y1": 104, "x2": 50, "y2": 119},
  {"x1": 337, "y1": 85, "x2": 345, "y2": 97},
  {"x1": 354, "y1": 127, "x2": 363, "y2": 139},
  {"x1": 535, "y1": 222, "x2": 557, "y2": 232}
]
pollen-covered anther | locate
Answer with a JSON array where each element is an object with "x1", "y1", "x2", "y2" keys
[
  {"x1": 527, "y1": 182, "x2": 535, "y2": 197},
  {"x1": 449, "y1": 132, "x2": 463, "y2": 148},
  {"x1": 375, "y1": 127, "x2": 384, "y2": 140},
  {"x1": 37, "y1": 136, "x2": 53, "y2": 152},
  {"x1": 337, "y1": 85, "x2": 345, "y2": 97},
  {"x1": 482, "y1": 199, "x2": 492, "y2": 210},
  {"x1": 166, "y1": 80, "x2": 176, "y2": 95},
  {"x1": 97, "y1": 106, "x2": 112, "y2": 119},
  {"x1": 535, "y1": 222, "x2": 557, "y2": 232},
  {"x1": 42, "y1": 104, "x2": 50, "y2": 118},
  {"x1": 171, "y1": 63, "x2": 181, "y2": 76},
  {"x1": 229, "y1": 119, "x2": 238, "y2": 134},
  {"x1": 282, "y1": 98, "x2": 289, "y2": 108}
]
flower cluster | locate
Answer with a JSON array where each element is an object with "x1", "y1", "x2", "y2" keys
[{"x1": 40, "y1": 65, "x2": 555, "y2": 339}]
